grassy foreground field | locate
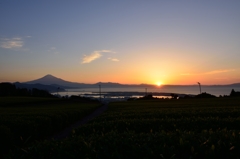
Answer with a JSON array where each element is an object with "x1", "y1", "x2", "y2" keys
[
  {"x1": 0, "y1": 97, "x2": 101, "y2": 157},
  {"x1": 5, "y1": 97, "x2": 240, "y2": 159}
]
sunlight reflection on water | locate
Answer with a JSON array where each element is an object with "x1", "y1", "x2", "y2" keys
[{"x1": 56, "y1": 86, "x2": 240, "y2": 98}]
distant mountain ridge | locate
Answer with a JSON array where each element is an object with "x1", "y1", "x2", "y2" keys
[
  {"x1": 229, "y1": 83, "x2": 240, "y2": 86},
  {"x1": 24, "y1": 74, "x2": 84, "y2": 88},
  {"x1": 24, "y1": 74, "x2": 125, "y2": 88},
  {"x1": 14, "y1": 82, "x2": 65, "y2": 92},
  {"x1": 23, "y1": 74, "x2": 240, "y2": 89}
]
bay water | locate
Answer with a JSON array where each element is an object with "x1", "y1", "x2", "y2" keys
[{"x1": 57, "y1": 85, "x2": 240, "y2": 98}]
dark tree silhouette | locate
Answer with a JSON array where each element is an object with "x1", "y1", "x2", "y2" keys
[
  {"x1": 195, "y1": 92, "x2": 216, "y2": 98},
  {"x1": 230, "y1": 89, "x2": 240, "y2": 97},
  {"x1": 0, "y1": 83, "x2": 54, "y2": 97},
  {"x1": 0, "y1": 83, "x2": 16, "y2": 96}
]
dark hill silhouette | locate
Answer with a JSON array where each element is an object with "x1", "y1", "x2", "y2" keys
[
  {"x1": 229, "y1": 83, "x2": 240, "y2": 87},
  {"x1": 230, "y1": 89, "x2": 240, "y2": 97},
  {"x1": 195, "y1": 92, "x2": 216, "y2": 98},
  {"x1": 25, "y1": 74, "x2": 125, "y2": 88},
  {"x1": 24, "y1": 74, "x2": 88, "y2": 88},
  {"x1": 14, "y1": 82, "x2": 65, "y2": 93},
  {"x1": 0, "y1": 82, "x2": 54, "y2": 97},
  {"x1": 94, "y1": 82, "x2": 123, "y2": 87},
  {"x1": 24, "y1": 74, "x2": 240, "y2": 89}
]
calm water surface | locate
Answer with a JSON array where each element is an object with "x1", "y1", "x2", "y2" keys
[{"x1": 57, "y1": 86, "x2": 240, "y2": 97}]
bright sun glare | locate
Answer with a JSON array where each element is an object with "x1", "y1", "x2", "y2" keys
[{"x1": 156, "y1": 82, "x2": 162, "y2": 86}]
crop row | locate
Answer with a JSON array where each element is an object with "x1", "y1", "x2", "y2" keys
[
  {"x1": 5, "y1": 97, "x2": 240, "y2": 159},
  {"x1": 8, "y1": 129, "x2": 240, "y2": 159},
  {"x1": 0, "y1": 97, "x2": 101, "y2": 156}
]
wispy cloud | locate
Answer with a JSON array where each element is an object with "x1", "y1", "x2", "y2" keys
[
  {"x1": 101, "y1": 50, "x2": 116, "y2": 53},
  {"x1": 48, "y1": 47, "x2": 59, "y2": 54},
  {"x1": 181, "y1": 69, "x2": 235, "y2": 76},
  {"x1": 108, "y1": 57, "x2": 119, "y2": 62},
  {"x1": 205, "y1": 69, "x2": 235, "y2": 74},
  {"x1": 82, "y1": 52, "x2": 102, "y2": 64},
  {"x1": 0, "y1": 37, "x2": 24, "y2": 49},
  {"x1": 81, "y1": 50, "x2": 115, "y2": 64}
]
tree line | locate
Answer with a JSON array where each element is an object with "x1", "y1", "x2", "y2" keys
[{"x1": 0, "y1": 83, "x2": 54, "y2": 97}]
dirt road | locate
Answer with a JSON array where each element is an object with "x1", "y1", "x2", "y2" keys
[{"x1": 52, "y1": 103, "x2": 108, "y2": 140}]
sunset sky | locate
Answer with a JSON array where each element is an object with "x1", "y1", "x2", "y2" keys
[{"x1": 1, "y1": 1, "x2": 240, "y2": 85}]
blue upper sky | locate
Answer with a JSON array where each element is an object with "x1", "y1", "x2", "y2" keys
[{"x1": 1, "y1": 0, "x2": 240, "y2": 85}]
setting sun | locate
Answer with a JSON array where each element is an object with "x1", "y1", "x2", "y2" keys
[{"x1": 156, "y1": 82, "x2": 162, "y2": 86}]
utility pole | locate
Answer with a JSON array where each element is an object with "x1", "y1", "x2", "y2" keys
[
  {"x1": 197, "y1": 82, "x2": 201, "y2": 94},
  {"x1": 145, "y1": 88, "x2": 147, "y2": 96},
  {"x1": 99, "y1": 84, "x2": 101, "y2": 102},
  {"x1": 57, "y1": 87, "x2": 59, "y2": 96}
]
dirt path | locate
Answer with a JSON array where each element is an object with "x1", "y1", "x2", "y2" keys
[{"x1": 52, "y1": 103, "x2": 108, "y2": 140}]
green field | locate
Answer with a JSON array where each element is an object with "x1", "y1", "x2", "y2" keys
[
  {"x1": 4, "y1": 97, "x2": 240, "y2": 159},
  {"x1": 0, "y1": 97, "x2": 101, "y2": 157}
]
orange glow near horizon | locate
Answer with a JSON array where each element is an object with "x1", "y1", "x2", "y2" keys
[
  {"x1": 156, "y1": 81, "x2": 162, "y2": 86},
  {"x1": 1, "y1": 66, "x2": 239, "y2": 85}
]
